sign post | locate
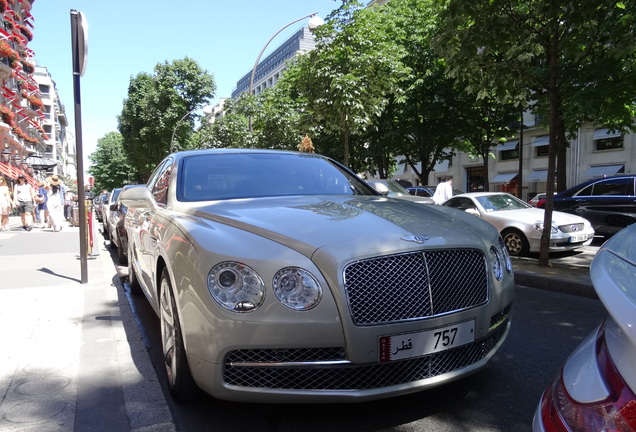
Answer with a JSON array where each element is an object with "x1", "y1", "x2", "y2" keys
[{"x1": 70, "y1": 10, "x2": 89, "y2": 283}]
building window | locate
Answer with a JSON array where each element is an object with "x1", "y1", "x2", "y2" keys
[
  {"x1": 43, "y1": 125, "x2": 52, "y2": 134},
  {"x1": 39, "y1": 84, "x2": 50, "y2": 95},
  {"x1": 500, "y1": 148, "x2": 519, "y2": 160},
  {"x1": 595, "y1": 136, "x2": 623, "y2": 151},
  {"x1": 536, "y1": 145, "x2": 549, "y2": 157}
]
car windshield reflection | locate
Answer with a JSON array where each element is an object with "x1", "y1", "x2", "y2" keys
[
  {"x1": 178, "y1": 153, "x2": 375, "y2": 202},
  {"x1": 475, "y1": 194, "x2": 532, "y2": 212}
]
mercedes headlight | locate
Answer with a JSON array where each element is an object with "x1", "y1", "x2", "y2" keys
[
  {"x1": 273, "y1": 267, "x2": 322, "y2": 310},
  {"x1": 208, "y1": 262, "x2": 265, "y2": 312}
]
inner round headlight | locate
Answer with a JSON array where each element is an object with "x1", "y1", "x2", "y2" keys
[
  {"x1": 273, "y1": 267, "x2": 322, "y2": 310},
  {"x1": 490, "y1": 246, "x2": 503, "y2": 281},
  {"x1": 208, "y1": 262, "x2": 265, "y2": 312}
]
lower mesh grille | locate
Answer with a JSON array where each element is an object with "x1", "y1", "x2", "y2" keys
[{"x1": 223, "y1": 319, "x2": 508, "y2": 390}]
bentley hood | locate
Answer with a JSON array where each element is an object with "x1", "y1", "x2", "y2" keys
[{"x1": 183, "y1": 195, "x2": 495, "y2": 258}]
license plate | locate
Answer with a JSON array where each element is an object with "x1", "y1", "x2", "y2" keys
[
  {"x1": 379, "y1": 320, "x2": 475, "y2": 363},
  {"x1": 569, "y1": 234, "x2": 588, "y2": 243}
]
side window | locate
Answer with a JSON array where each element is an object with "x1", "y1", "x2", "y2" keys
[
  {"x1": 146, "y1": 159, "x2": 173, "y2": 206},
  {"x1": 151, "y1": 162, "x2": 173, "y2": 205},
  {"x1": 591, "y1": 178, "x2": 630, "y2": 196}
]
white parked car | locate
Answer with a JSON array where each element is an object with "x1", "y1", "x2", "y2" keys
[
  {"x1": 120, "y1": 149, "x2": 515, "y2": 403},
  {"x1": 533, "y1": 223, "x2": 636, "y2": 431},
  {"x1": 443, "y1": 192, "x2": 595, "y2": 256}
]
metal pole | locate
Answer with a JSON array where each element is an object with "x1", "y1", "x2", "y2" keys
[
  {"x1": 248, "y1": 11, "x2": 318, "y2": 132},
  {"x1": 71, "y1": 10, "x2": 88, "y2": 283}
]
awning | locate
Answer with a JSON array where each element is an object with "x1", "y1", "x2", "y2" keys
[
  {"x1": 26, "y1": 155, "x2": 58, "y2": 168},
  {"x1": 532, "y1": 136, "x2": 549, "y2": 147},
  {"x1": 0, "y1": 162, "x2": 15, "y2": 180},
  {"x1": 593, "y1": 128, "x2": 622, "y2": 140},
  {"x1": 527, "y1": 169, "x2": 548, "y2": 181},
  {"x1": 582, "y1": 164, "x2": 624, "y2": 178},
  {"x1": 496, "y1": 140, "x2": 518, "y2": 151},
  {"x1": 491, "y1": 172, "x2": 518, "y2": 184}
]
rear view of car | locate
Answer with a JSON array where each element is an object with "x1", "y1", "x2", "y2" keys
[{"x1": 533, "y1": 223, "x2": 636, "y2": 431}]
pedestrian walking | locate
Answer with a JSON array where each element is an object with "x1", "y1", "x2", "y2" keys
[
  {"x1": 12, "y1": 174, "x2": 35, "y2": 231},
  {"x1": 0, "y1": 176, "x2": 13, "y2": 231},
  {"x1": 35, "y1": 180, "x2": 49, "y2": 228},
  {"x1": 46, "y1": 175, "x2": 65, "y2": 232},
  {"x1": 432, "y1": 178, "x2": 454, "y2": 205}
]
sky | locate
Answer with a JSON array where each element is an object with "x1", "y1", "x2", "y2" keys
[{"x1": 28, "y1": 0, "x2": 340, "y2": 178}]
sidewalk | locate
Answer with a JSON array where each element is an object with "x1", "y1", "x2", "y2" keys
[{"x1": 0, "y1": 216, "x2": 175, "y2": 432}]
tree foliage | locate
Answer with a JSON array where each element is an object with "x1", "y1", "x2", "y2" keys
[
  {"x1": 118, "y1": 57, "x2": 216, "y2": 182},
  {"x1": 88, "y1": 132, "x2": 136, "y2": 191},
  {"x1": 435, "y1": 0, "x2": 636, "y2": 264}
]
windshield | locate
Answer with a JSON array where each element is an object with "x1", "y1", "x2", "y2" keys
[
  {"x1": 178, "y1": 153, "x2": 377, "y2": 201},
  {"x1": 475, "y1": 194, "x2": 532, "y2": 212}
]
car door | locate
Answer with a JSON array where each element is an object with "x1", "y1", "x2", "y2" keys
[
  {"x1": 567, "y1": 177, "x2": 636, "y2": 235},
  {"x1": 139, "y1": 159, "x2": 173, "y2": 302}
]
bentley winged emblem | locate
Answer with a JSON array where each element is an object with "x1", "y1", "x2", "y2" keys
[{"x1": 401, "y1": 234, "x2": 431, "y2": 244}]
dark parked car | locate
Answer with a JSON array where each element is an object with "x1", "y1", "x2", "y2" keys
[
  {"x1": 367, "y1": 179, "x2": 434, "y2": 204},
  {"x1": 94, "y1": 193, "x2": 108, "y2": 222},
  {"x1": 541, "y1": 175, "x2": 636, "y2": 237},
  {"x1": 108, "y1": 185, "x2": 143, "y2": 265},
  {"x1": 101, "y1": 188, "x2": 122, "y2": 240}
]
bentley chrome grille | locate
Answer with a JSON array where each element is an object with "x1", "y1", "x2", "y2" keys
[
  {"x1": 343, "y1": 249, "x2": 488, "y2": 325},
  {"x1": 223, "y1": 319, "x2": 508, "y2": 390}
]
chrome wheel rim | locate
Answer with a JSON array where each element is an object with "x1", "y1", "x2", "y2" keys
[
  {"x1": 160, "y1": 278, "x2": 177, "y2": 386},
  {"x1": 504, "y1": 233, "x2": 522, "y2": 256}
]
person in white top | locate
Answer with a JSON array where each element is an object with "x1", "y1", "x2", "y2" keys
[
  {"x1": 0, "y1": 176, "x2": 13, "y2": 231},
  {"x1": 432, "y1": 179, "x2": 453, "y2": 205},
  {"x1": 12, "y1": 174, "x2": 35, "y2": 231}
]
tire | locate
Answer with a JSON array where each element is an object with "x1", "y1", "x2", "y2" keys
[
  {"x1": 502, "y1": 229, "x2": 530, "y2": 257},
  {"x1": 117, "y1": 237, "x2": 127, "y2": 265},
  {"x1": 103, "y1": 222, "x2": 110, "y2": 240},
  {"x1": 159, "y1": 268, "x2": 200, "y2": 402},
  {"x1": 127, "y1": 243, "x2": 142, "y2": 296}
]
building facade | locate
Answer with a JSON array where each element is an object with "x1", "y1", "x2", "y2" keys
[
  {"x1": 0, "y1": 0, "x2": 51, "y2": 186},
  {"x1": 231, "y1": 26, "x2": 318, "y2": 98},
  {"x1": 33, "y1": 65, "x2": 73, "y2": 178},
  {"x1": 393, "y1": 113, "x2": 636, "y2": 201}
]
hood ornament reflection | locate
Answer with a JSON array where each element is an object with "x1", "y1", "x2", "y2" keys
[{"x1": 401, "y1": 234, "x2": 430, "y2": 244}]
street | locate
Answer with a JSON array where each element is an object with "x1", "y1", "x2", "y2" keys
[{"x1": 101, "y1": 232, "x2": 606, "y2": 432}]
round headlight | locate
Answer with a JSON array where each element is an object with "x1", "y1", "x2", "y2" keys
[
  {"x1": 273, "y1": 267, "x2": 322, "y2": 310},
  {"x1": 208, "y1": 262, "x2": 265, "y2": 312},
  {"x1": 490, "y1": 246, "x2": 503, "y2": 281}
]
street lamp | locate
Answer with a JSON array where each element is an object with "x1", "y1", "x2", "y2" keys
[
  {"x1": 248, "y1": 12, "x2": 324, "y2": 131},
  {"x1": 169, "y1": 107, "x2": 198, "y2": 154}
]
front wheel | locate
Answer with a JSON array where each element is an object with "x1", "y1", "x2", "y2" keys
[
  {"x1": 159, "y1": 268, "x2": 200, "y2": 402},
  {"x1": 127, "y1": 242, "x2": 142, "y2": 296},
  {"x1": 502, "y1": 229, "x2": 530, "y2": 257}
]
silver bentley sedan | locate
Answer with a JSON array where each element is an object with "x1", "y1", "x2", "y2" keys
[{"x1": 120, "y1": 149, "x2": 515, "y2": 403}]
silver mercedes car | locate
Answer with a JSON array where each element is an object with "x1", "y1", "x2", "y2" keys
[{"x1": 120, "y1": 149, "x2": 515, "y2": 403}]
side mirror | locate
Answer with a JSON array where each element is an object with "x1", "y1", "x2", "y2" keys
[
  {"x1": 465, "y1": 208, "x2": 480, "y2": 217},
  {"x1": 119, "y1": 185, "x2": 155, "y2": 210}
]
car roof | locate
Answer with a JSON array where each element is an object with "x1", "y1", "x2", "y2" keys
[{"x1": 558, "y1": 174, "x2": 636, "y2": 196}]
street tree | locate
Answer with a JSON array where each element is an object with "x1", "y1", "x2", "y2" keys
[
  {"x1": 88, "y1": 132, "x2": 136, "y2": 191},
  {"x1": 435, "y1": 0, "x2": 636, "y2": 265},
  {"x1": 295, "y1": 0, "x2": 408, "y2": 168},
  {"x1": 118, "y1": 57, "x2": 216, "y2": 181}
]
